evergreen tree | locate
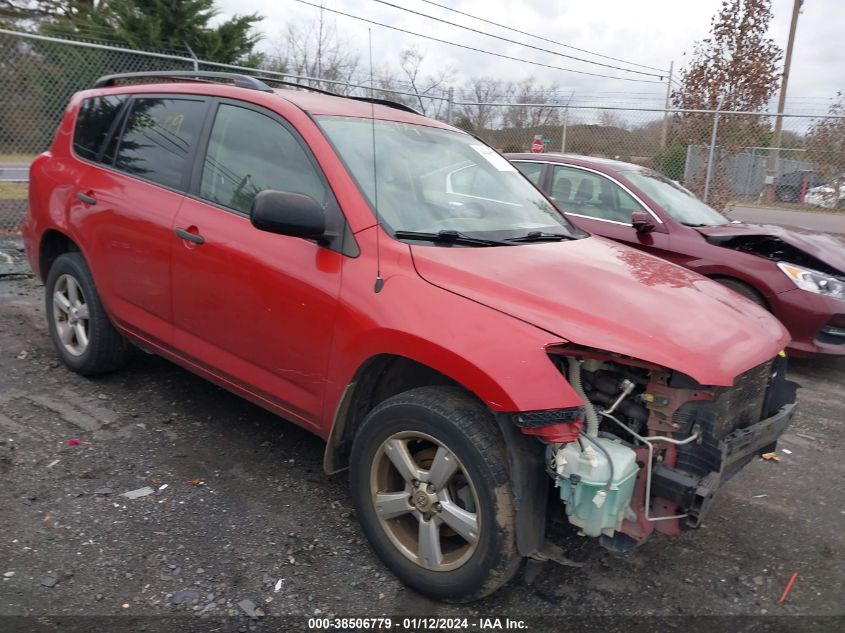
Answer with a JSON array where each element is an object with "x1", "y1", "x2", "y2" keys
[{"x1": 40, "y1": 0, "x2": 262, "y2": 65}]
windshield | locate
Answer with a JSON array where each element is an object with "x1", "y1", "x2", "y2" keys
[
  {"x1": 624, "y1": 170, "x2": 729, "y2": 226},
  {"x1": 316, "y1": 116, "x2": 581, "y2": 241}
]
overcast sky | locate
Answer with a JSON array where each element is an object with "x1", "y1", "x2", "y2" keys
[{"x1": 216, "y1": 0, "x2": 843, "y2": 114}]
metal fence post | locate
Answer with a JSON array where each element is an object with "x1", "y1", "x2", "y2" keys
[
  {"x1": 703, "y1": 96, "x2": 725, "y2": 204},
  {"x1": 446, "y1": 87, "x2": 454, "y2": 125},
  {"x1": 560, "y1": 107, "x2": 568, "y2": 153},
  {"x1": 184, "y1": 42, "x2": 199, "y2": 72}
]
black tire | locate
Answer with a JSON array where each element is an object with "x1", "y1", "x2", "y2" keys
[
  {"x1": 715, "y1": 277, "x2": 768, "y2": 309},
  {"x1": 45, "y1": 252, "x2": 129, "y2": 376},
  {"x1": 349, "y1": 386, "x2": 520, "y2": 602}
]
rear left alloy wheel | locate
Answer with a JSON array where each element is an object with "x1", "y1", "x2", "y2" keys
[
  {"x1": 45, "y1": 252, "x2": 129, "y2": 376},
  {"x1": 349, "y1": 386, "x2": 521, "y2": 601}
]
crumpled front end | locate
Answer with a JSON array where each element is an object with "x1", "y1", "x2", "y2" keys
[{"x1": 532, "y1": 349, "x2": 798, "y2": 550}]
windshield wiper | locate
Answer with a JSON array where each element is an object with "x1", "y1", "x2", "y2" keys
[
  {"x1": 505, "y1": 231, "x2": 577, "y2": 243},
  {"x1": 393, "y1": 230, "x2": 513, "y2": 247}
]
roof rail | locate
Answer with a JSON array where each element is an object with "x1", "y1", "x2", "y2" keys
[
  {"x1": 93, "y1": 71, "x2": 273, "y2": 92},
  {"x1": 252, "y1": 76, "x2": 422, "y2": 115},
  {"x1": 94, "y1": 70, "x2": 424, "y2": 115}
]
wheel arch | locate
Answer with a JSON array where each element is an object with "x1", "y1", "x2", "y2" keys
[
  {"x1": 707, "y1": 273, "x2": 770, "y2": 310},
  {"x1": 323, "y1": 354, "x2": 466, "y2": 475},
  {"x1": 39, "y1": 229, "x2": 80, "y2": 280}
]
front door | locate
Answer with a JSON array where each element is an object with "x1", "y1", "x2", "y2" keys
[
  {"x1": 171, "y1": 101, "x2": 343, "y2": 428},
  {"x1": 549, "y1": 165, "x2": 673, "y2": 257}
]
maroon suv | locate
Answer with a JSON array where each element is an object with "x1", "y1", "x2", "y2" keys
[{"x1": 23, "y1": 72, "x2": 796, "y2": 600}]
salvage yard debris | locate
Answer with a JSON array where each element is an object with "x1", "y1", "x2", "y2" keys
[
  {"x1": 120, "y1": 487, "x2": 154, "y2": 499},
  {"x1": 778, "y1": 571, "x2": 799, "y2": 605},
  {"x1": 761, "y1": 452, "x2": 782, "y2": 462}
]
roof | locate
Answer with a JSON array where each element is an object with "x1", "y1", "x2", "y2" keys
[
  {"x1": 90, "y1": 71, "x2": 459, "y2": 131},
  {"x1": 505, "y1": 152, "x2": 645, "y2": 173}
]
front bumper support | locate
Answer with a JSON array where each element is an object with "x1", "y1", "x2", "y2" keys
[{"x1": 650, "y1": 402, "x2": 796, "y2": 528}]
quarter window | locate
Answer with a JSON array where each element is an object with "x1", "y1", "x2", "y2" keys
[
  {"x1": 114, "y1": 97, "x2": 206, "y2": 190},
  {"x1": 551, "y1": 165, "x2": 640, "y2": 224},
  {"x1": 200, "y1": 104, "x2": 326, "y2": 214},
  {"x1": 73, "y1": 95, "x2": 128, "y2": 162}
]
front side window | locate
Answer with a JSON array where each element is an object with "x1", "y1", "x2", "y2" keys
[
  {"x1": 551, "y1": 165, "x2": 640, "y2": 224},
  {"x1": 114, "y1": 97, "x2": 206, "y2": 190},
  {"x1": 316, "y1": 116, "x2": 579, "y2": 240},
  {"x1": 73, "y1": 95, "x2": 127, "y2": 162},
  {"x1": 200, "y1": 104, "x2": 326, "y2": 214}
]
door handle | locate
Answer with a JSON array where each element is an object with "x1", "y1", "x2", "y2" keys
[
  {"x1": 76, "y1": 192, "x2": 97, "y2": 205},
  {"x1": 174, "y1": 227, "x2": 205, "y2": 245}
]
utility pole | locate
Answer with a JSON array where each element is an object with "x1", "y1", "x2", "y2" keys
[
  {"x1": 660, "y1": 60, "x2": 674, "y2": 152},
  {"x1": 766, "y1": 0, "x2": 802, "y2": 202}
]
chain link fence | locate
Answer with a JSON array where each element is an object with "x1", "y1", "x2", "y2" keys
[{"x1": 2, "y1": 28, "x2": 844, "y2": 234}]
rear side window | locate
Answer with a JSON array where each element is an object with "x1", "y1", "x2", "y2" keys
[
  {"x1": 199, "y1": 103, "x2": 326, "y2": 213},
  {"x1": 114, "y1": 97, "x2": 206, "y2": 190},
  {"x1": 513, "y1": 161, "x2": 543, "y2": 185},
  {"x1": 73, "y1": 95, "x2": 127, "y2": 162}
]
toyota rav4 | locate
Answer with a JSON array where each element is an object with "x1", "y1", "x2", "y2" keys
[{"x1": 23, "y1": 71, "x2": 797, "y2": 601}]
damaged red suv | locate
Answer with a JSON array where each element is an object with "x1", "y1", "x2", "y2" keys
[{"x1": 24, "y1": 72, "x2": 797, "y2": 601}]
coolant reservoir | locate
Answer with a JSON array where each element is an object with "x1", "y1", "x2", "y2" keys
[{"x1": 554, "y1": 437, "x2": 639, "y2": 538}]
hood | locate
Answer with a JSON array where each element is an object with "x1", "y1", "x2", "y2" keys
[
  {"x1": 695, "y1": 223, "x2": 845, "y2": 275},
  {"x1": 411, "y1": 236, "x2": 788, "y2": 387}
]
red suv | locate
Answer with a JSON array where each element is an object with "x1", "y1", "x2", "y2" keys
[{"x1": 24, "y1": 72, "x2": 797, "y2": 601}]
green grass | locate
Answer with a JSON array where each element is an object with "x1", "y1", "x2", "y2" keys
[{"x1": 0, "y1": 182, "x2": 28, "y2": 200}]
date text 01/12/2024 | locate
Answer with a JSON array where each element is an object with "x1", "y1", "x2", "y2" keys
[{"x1": 307, "y1": 617, "x2": 528, "y2": 630}]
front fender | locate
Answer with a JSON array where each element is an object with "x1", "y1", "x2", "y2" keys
[{"x1": 321, "y1": 233, "x2": 584, "y2": 436}]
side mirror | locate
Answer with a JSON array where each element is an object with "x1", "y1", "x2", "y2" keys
[
  {"x1": 631, "y1": 210, "x2": 655, "y2": 233},
  {"x1": 251, "y1": 190, "x2": 326, "y2": 239}
]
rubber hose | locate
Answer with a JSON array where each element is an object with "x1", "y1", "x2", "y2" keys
[{"x1": 567, "y1": 357, "x2": 599, "y2": 438}]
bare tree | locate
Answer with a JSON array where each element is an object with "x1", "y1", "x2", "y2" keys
[
  {"x1": 599, "y1": 110, "x2": 627, "y2": 130},
  {"x1": 276, "y1": 7, "x2": 359, "y2": 94},
  {"x1": 503, "y1": 78, "x2": 560, "y2": 129},
  {"x1": 459, "y1": 77, "x2": 504, "y2": 131},
  {"x1": 393, "y1": 46, "x2": 454, "y2": 118}
]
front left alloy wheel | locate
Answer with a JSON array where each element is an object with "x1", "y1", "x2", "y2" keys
[{"x1": 349, "y1": 386, "x2": 521, "y2": 601}]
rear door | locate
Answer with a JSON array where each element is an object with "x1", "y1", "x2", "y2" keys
[
  {"x1": 73, "y1": 94, "x2": 208, "y2": 345},
  {"x1": 170, "y1": 100, "x2": 344, "y2": 428},
  {"x1": 547, "y1": 164, "x2": 673, "y2": 256}
]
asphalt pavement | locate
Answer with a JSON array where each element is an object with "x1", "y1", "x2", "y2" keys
[
  {"x1": 0, "y1": 163, "x2": 29, "y2": 182},
  {"x1": 726, "y1": 205, "x2": 845, "y2": 234}
]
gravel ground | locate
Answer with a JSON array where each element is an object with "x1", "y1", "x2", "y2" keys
[{"x1": 1, "y1": 262, "x2": 844, "y2": 630}]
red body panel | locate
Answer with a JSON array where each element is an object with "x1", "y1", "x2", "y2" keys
[
  {"x1": 410, "y1": 235, "x2": 787, "y2": 386},
  {"x1": 23, "y1": 83, "x2": 794, "y2": 446},
  {"x1": 508, "y1": 153, "x2": 845, "y2": 357}
]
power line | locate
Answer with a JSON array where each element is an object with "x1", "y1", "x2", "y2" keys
[
  {"x1": 293, "y1": 0, "x2": 665, "y2": 84},
  {"x1": 369, "y1": 0, "x2": 664, "y2": 79},
  {"x1": 419, "y1": 0, "x2": 668, "y2": 74}
]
